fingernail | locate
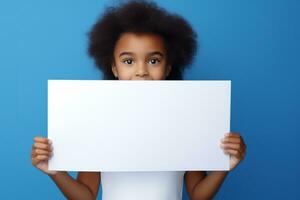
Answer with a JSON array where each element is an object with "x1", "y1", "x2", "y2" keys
[{"x1": 49, "y1": 140, "x2": 52, "y2": 144}]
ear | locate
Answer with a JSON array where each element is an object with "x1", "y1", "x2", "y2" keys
[{"x1": 111, "y1": 64, "x2": 118, "y2": 78}]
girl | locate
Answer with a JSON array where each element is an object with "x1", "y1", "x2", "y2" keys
[{"x1": 31, "y1": 1, "x2": 246, "y2": 199}]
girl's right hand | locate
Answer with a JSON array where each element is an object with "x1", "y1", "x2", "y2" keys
[{"x1": 31, "y1": 136, "x2": 57, "y2": 175}]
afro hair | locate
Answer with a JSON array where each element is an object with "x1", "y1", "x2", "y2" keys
[{"x1": 88, "y1": 0, "x2": 197, "y2": 80}]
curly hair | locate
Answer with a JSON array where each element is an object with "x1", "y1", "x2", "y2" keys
[{"x1": 88, "y1": 0, "x2": 197, "y2": 80}]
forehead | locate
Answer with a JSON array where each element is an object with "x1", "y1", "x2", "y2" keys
[{"x1": 114, "y1": 32, "x2": 166, "y2": 54}]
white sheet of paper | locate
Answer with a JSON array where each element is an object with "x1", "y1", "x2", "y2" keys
[{"x1": 48, "y1": 80, "x2": 230, "y2": 172}]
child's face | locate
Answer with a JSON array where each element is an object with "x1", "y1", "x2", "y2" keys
[{"x1": 112, "y1": 32, "x2": 171, "y2": 80}]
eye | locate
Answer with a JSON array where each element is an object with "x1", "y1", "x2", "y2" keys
[
  {"x1": 148, "y1": 58, "x2": 160, "y2": 65},
  {"x1": 122, "y1": 58, "x2": 134, "y2": 65}
]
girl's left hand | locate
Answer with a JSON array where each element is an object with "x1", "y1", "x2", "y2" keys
[{"x1": 220, "y1": 132, "x2": 247, "y2": 170}]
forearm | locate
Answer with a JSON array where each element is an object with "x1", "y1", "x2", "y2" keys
[
  {"x1": 49, "y1": 172, "x2": 95, "y2": 200},
  {"x1": 191, "y1": 171, "x2": 228, "y2": 200}
]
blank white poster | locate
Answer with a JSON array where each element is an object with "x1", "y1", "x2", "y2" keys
[{"x1": 48, "y1": 80, "x2": 231, "y2": 172}]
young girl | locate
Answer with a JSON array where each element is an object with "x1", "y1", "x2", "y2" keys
[{"x1": 31, "y1": 1, "x2": 246, "y2": 199}]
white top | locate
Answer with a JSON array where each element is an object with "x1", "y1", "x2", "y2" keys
[{"x1": 101, "y1": 171, "x2": 186, "y2": 200}]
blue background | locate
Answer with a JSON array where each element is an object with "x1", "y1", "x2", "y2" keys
[{"x1": 1, "y1": 0, "x2": 299, "y2": 199}]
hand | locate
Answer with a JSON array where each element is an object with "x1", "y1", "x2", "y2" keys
[
  {"x1": 31, "y1": 136, "x2": 57, "y2": 175},
  {"x1": 220, "y1": 132, "x2": 246, "y2": 170}
]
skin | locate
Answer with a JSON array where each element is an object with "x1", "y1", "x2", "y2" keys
[
  {"x1": 111, "y1": 32, "x2": 171, "y2": 80},
  {"x1": 31, "y1": 32, "x2": 246, "y2": 200}
]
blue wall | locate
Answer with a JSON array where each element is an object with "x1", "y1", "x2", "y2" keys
[{"x1": 1, "y1": 0, "x2": 299, "y2": 199}]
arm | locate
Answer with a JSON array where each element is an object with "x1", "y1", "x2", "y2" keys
[
  {"x1": 31, "y1": 136, "x2": 101, "y2": 200},
  {"x1": 49, "y1": 171, "x2": 100, "y2": 200},
  {"x1": 185, "y1": 132, "x2": 246, "y2": 200},
  {"x1": 185, "y1": 171, "x2": 228, "y2": 200}
]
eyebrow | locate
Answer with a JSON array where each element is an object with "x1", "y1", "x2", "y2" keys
[{"x1": 119, "y1": 51, "x2": 165, "y2": 58}]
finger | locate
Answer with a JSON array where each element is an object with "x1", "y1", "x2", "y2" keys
[
  {"x1": 31, "y1": 149, "x2": 38, "y2": 158},
  {"x1": 34, "y1": 148, "x2": 52, "y2": 156},
  {"x1": 35, "y1": 155, "x2": 50, "y2": 161},
  {"x1": 34, "y1": 136, "x2": 49, "y2": 143},
  {"x1": 32, "y1": 155, "x2": 49, "y2": 166},
  {"x1": 220, "y1": 143, "x2": 241, "y2": 150},
  {"x1": 221, "y1": 136, "x2": 241, "y2": 144},
  {"x1": 33, "y1": 142, "x2": 51, "y2": 150},
  {"x1": 225, "y1": 132, "x2": 240, "y2": 138},
  {"x1": 32, "y1": 157, "x2": 38, "y2": 166},
  {"x1": 223, "y1": 149, "x2": 240, "y2": 156},
  {"x1": 31, "y1": 143, "x2": 38, "y2": 156},
  {"x1": 222, "y1": 143, "x2": 246, "y2": 156}
]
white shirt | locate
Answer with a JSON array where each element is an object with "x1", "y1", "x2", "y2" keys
[{"x1": 101, "y1": 171, "x2": 186, "y2": 200}]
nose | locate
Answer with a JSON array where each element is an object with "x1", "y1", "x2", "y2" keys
[{"x1": 135, "y1": 62, "x2": 149, "y2": 77}]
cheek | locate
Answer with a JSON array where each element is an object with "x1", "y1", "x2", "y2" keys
[
  {"x1": 117, "y1": 66, "x2": 135, "y2": 80},
  {"x1": 148, "y1": 66, "x2": 167, "y2": 80}
]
